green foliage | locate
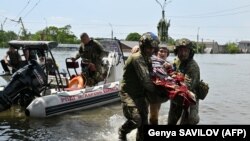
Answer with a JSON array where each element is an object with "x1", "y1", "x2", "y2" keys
[
  {"x1": 125, "y1": 32, "x2": 141, "y2": 41},
  {"x1": 192, "y1": 42, "x2": 206, "y2": 53},
  {"x1": 31, "y1": 25, "x2": 79, "y2": 44},
  {"x1": 0, "y1": 30, "x2": 18, "y2": 48},
  {"x1": 1, "y1": 25, "x2": 79, "y2": 47},
  {"x1": 198, "y1": 43, "x2": 206, "y2": 53},
  {"x1": 225, "y1": 42, "x2": 240, "y2": 54},
  {"x1": 167, "y1": 37, "x2": 175, "y2": 45}
]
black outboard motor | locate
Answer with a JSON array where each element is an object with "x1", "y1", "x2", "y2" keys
[{"x1": 0, "y1": 60, "x2": 47, "y2": 112}]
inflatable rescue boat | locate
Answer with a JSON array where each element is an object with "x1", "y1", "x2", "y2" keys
[{"x1": 25, "y1": 81, "x2": 120, "y2": 117}]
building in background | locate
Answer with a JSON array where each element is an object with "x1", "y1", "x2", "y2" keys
[{"x1": 238, "y1": 41, "x2": 250, "y2": 53}]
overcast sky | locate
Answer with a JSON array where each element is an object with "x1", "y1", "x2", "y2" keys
[{"x1": 1, "y1": 0, "x2": 250, "y2": 44}]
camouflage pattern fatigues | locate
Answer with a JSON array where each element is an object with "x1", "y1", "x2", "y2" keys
[
  {"x1": 168, "y1": 58, "x2": 200, "y2": 125},
  {"x1": 119, "y1": 51, "x2": 157, "y2": 141},
  {"x1": 75, "y1": 39, "x2": 107, "y2": 86}
]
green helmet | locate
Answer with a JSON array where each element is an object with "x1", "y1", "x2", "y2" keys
[
  {"x1": 175, "y1": 38, "x2": 193, "y2": 49},
  {"x1": 139, "y1": 32, "x2": 160, "y2": 49},
  {"x1": 174, "y1": 38, "x2": 195, "y2": 58}
]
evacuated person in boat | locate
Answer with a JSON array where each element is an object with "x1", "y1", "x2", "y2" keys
[
  {"x1": 168, "y1": 38, "x2": 200, "y2": 125},
  {"x1": 16, "y1": 48, "x2": 39, "y2": 68},
  {"x1": 131, "y1": 45, "x2": 172, "y2": 125},
  {"x1": 1, "y1": 46, "x2": 22, "y2": 74},
  {"x1": 71, "y1": 32, "x2": 108, "y2": 86},
  {"x1": 36, "y1": 50, "x2": 57, "y2": 75},
  {"x1": 118, "y1": 32, "x2": 162, "y2": 141},
  {"x1": 23, "y1": 48, "x2": 38, "y2": 61}
]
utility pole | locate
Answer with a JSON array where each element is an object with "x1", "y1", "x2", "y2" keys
[
  {"x1": 10, "y1": 17, "x2": 27, "y2": 39},
  {"x1": 197, "y1": 27, "x2": 200, "y2": 43},
  {"x1": 19, "y1": 17, "x2": 27, "y2": 38},
  {"x1": 1, "y1": 18, "x2": 7, "y2": 47},
  {"x1": 44, "y1": 18, "x2": 48, "y2": 40},
  {"x1": 197, "y1": 27, "x2": 200, "y2": 53},
  {"x1": 109, "y1": 23, "x2": 113, "y2": 39},
  {"x1": 1, "y1": 23, "x2": 3, "y2": 47},
  {"x1": 1, "y1": 18, "x2": 7, "y2": 31}
]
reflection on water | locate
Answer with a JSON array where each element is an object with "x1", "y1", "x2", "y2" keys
[
  {"x1": 1, "y1": 50, "x2": 250, "y2": 140},
  {"x1": 0, "y1": 103, "x2": 125, "y2": 141}
]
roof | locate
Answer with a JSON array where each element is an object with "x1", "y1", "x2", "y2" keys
[
  {"x1": 57, "y1": 44, "x2": 79, "y2": 48},
  {"x1": 8, "y1": 40, "x2": 58, "y2": 50},
  {"x1": 238, "y1": 40, "x2": 250, "y2": 44},
  {"x1": 201, "y1": 41, "x2": 219, "y2": 48},
  {"x1": 120, "y1": 40, "x2": 139, "y2": 49}
]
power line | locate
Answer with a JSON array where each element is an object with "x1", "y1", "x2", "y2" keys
[
  {"x1": 170, "y1": 9, "x2": 250, "y2": 19},
  {"x1": 16, "y1": 0, "x2": 31, "y2": 19},
  {"x1": 169, "y1": 4, "x2": 250, "y2": 19},
  {"x1": 195, "y1": 4, "x2": 250, "y2": 16},
  {"x1": 23, "y1": 0, "x2": 41, "y2": 18}
]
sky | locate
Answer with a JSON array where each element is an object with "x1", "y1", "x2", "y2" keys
[{"x1": 1, "y1": 0, "x2": 250, "y2": 44}]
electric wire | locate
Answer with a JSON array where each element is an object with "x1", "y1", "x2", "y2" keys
[
  {"x1": 23, "y1": 0, "x2": 41, "y2": 18},
  {"x1": 15, "y1": 0, "x2": 31, "y2": 19}
]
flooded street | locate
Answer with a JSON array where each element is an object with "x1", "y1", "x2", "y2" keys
[{"x1": 1, "y1": 49, "x2": 250, "y2": 140}]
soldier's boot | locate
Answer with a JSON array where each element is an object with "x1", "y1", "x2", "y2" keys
[{"x1": 118, "y1": 128, "x2": 128, "y2": 141}]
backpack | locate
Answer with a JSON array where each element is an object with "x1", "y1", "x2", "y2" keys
[{"x1": 197, "y1": 80, "x2": 209, "y2": 100}]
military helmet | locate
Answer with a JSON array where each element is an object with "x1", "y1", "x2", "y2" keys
[
  {"x1": 175, "y1": 38, "x2": 194, "y2": 50},
  {"x1": 139, "y1": 32, "x2": 160, "y2": 49},
  {"x1": 174, "y1": 38, "x2": 195, "y2": 58}
]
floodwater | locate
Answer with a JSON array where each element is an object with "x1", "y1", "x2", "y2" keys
[{"x1": 0, "y1": 49, "x2": 250, "y2": 141}]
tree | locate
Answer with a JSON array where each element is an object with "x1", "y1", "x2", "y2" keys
[
  {"x1": 57, "y1": 25, "x2": 78, "y2": 43},
  {"x1": 30, "y1": 25, "x2": 79, "y2": 44},
  {"x1": 225, "y1": 42, "x2": 240, "y2": 54},
  {"x1": 125, "y1": 32, "x2": 141, "y2": 41},
  {"x1": 0, "y1": 30, "x2": 18, "y2": 48},
  {"x1": 192, "y1": 42, "x2": 205, "y2": 53},
  {"x1": 167, "y1": 36, "x2": 175, "y2": 45}
]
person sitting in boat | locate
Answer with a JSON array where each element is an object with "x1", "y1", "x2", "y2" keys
[
  {"x1": 15, "y1": 47, "x2": 39, "y2": 68},
  {"x1": 23, "y1": 48, "x2": 38, "y2": 61},
  {"x1": 37, "y1": 49, "x2": 46, "y2": 65},
  {"x1": 1, "y1": 46, "x2": 22, "y2": 74},
  {"x1": 71, "y1": 32, "x2": 108, "y2": 86}
]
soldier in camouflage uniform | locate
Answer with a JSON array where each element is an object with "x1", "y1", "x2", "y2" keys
[
  {"x1": 72, "y1": 33, "x2": 108, "y2": 86},
  {"x1": 168, "y1": 38, "x2": 200, "y2": 125},
  {"x1": 118, "y1": 32, "x2": 160, "y2": 141}
]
